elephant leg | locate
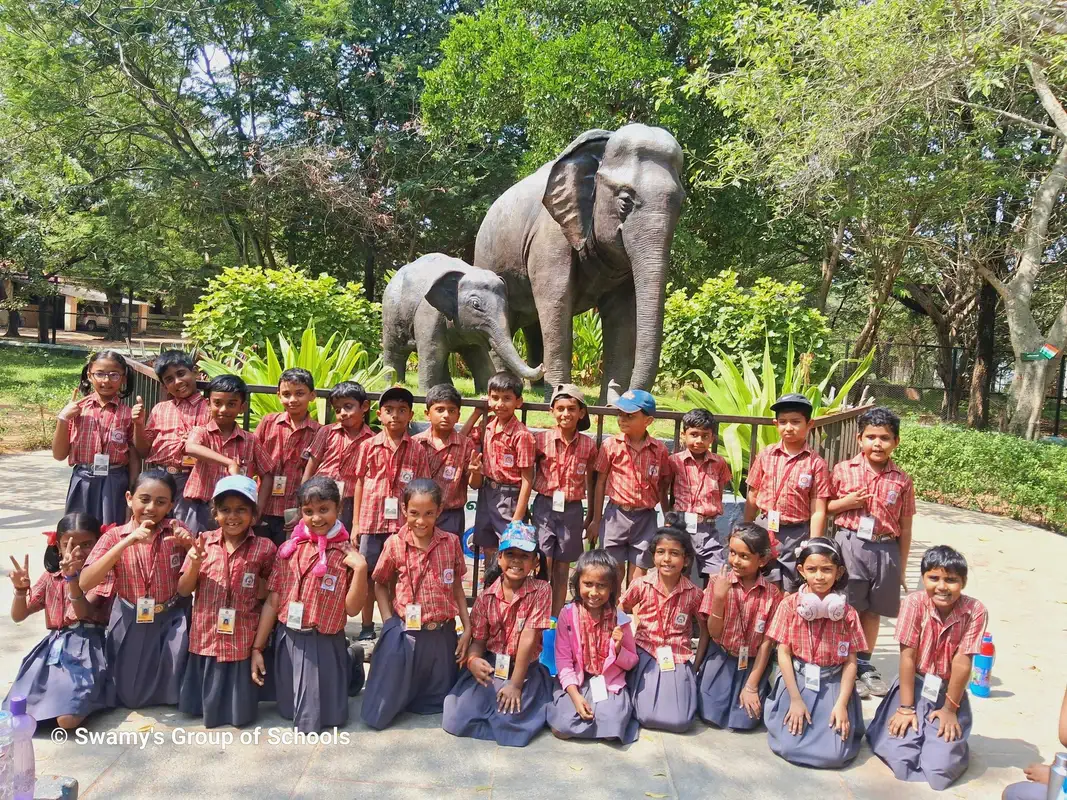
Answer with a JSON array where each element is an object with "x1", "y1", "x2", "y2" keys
[
  {"x1": 527, "y1": 248, "x2": 575, "y2": 393},
  {"x1": 459, "y1": 345, "x2": 494, "y2": 394},
  {"x1": 413, "y1": 312, "x2": 453, "y2": 393},
  {"x1": 598, "y1": 282, "x2": 637, "y2": 404},
  {"x1": 521, "y1": 324, "x2": 547, "y2": 395}
]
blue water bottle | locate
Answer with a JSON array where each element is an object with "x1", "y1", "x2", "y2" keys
[
  {"x1": 540, "y1": 617, "x2": 558, "y2": 676},
  {"x1": 969, "y1": 633, "x2": 994, "y2": 698}
]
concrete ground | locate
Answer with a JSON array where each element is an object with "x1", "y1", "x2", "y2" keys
[{"x1": 0, "y1": 449, "x2": 1060, "y2": 799}]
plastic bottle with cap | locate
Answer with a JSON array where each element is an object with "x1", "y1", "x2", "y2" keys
[
  {"x1": 539, "y1": 617, "x2": 558, "y2": 676},
  {"x1": 7, "y1": 696, "x2": 35, "y2": 800},
  {"x1": 0, "y1": 711, "x2": 13, "y2": 800},
  {"x1": 969, "y1": 633, "x2": 994, "y2": 698}
]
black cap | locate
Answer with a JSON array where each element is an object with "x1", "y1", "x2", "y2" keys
[
  {"x1": 379, "y1": 385, "x2": 414, "y2": 407},
  {"x1": 770, "y1": 393, "x2": 813, "y2": 413}
]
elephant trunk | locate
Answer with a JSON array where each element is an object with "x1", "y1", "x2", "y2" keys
[
  {"x1": 627, "y1": 225, "x2": 672, "y2": 392},
  {"x1": 490, "y1": 324, "x2": 545, "y2": 383}
]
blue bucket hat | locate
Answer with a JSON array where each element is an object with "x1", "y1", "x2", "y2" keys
[
  {"x1": 612, "y1": 389, "x2": 656, "y2": 415},
  {"x1": 499, "y1": 521, "x2": 537, "y2": 553}
]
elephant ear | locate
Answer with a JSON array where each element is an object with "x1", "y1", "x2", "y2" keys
[
  {"x1": 542, "y1": 129, "x2": 613, "y2": 251},
  {"x1": 425, "y1": 270, "x2": 464, "y2": 321}
]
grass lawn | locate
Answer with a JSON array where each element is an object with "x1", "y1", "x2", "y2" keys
[{"x1": 0, "y1": 346, "x2": 86, "y2": 453}]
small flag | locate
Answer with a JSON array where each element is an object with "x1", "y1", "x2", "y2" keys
[{"x1": 1039, "y1": 344, "x2": 1060, "y2": 360}]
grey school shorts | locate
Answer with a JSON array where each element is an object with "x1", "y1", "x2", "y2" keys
[{"x1": 834, "y1": 528, "x2": 902, "y2": 617}]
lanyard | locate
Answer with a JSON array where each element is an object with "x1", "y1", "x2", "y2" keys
[
  {"x1": 131, "y1": 524, "x2": 164, "y2": 598},
  {"x1": 426, "y1": 434, "x2": 456, "y2": 479},
  {"x1": 380, "y1": 437, "x2": 407, "y2": 494},
  {"x1": 86, "y1": 398, "x2": 118, "y2": 457},
  {"x1": 497, "y1": 581, "x2": 529, "y2": 651},
  {"x1": 731, "y1": 580, "x2": 750, "y2": 647},
  {"x1": 804, "y1": 617, "x2": 828, "y2": 665},
  {"x1": 686, "y1": 456, "x2": 716, "y2": 505},
  {"x1": 291, "y1": 543, "x2": 325, "y2": 607},
  {"x1": 404, "y1": 536, "x2": 438, "y2": 604},
  {"x1": 218, "y1": 534, "x2": 252, "y2": 609},
  {"x1": 770, "y1": 450, "x2": 809, "y2": 511},
  {"x1": 554, "y1": 433, "x2": 577, "y2": 492}
]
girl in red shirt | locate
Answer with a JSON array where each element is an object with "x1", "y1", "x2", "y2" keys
[{"x1": 4, "y1": 513, "x2": 109, "y2": 728}]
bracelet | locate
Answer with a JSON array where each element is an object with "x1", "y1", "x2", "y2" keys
[
  {"x1": 710, "y1": 613, "x2": 724, "y2": 620},
  {"x1": 63, "y1": 571, "x2": 81, "y2": 583},
  {"x1": 896, "y1": 706, "x2": 916, "y2": 715},
  {"x1": 944, "y1": 694, "x2": 960, "y2": 709},
  {"x1": 14, "y1": 588, "x2": 28, "y2": 597},
  {"x1": 741, "y1": 685, "x2": 759, "y2": 694}
]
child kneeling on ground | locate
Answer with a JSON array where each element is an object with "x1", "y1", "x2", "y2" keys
[{"x1": 867, "y1": 545, "x2": 987, "y2": 791}]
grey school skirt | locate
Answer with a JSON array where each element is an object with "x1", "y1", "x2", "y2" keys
[
  {"x1": 360, "y1": 615, "x2": 459, "y2": 730},
  {"x1": 442, "y1": 655, "x2": 552, "y2": 747},
  {"x1": 697, "y1": 640, "x2": 771, "y2": 731},
  {"x1": 178, "y1": 652, "x2": 261, "y2": 729},
  {"x1": 3, "y1": 622, "x2": 108, "y2": 722},
  {"x1": 66, "y1": 464, "x2": 129, "y2": 527},
  {"x1": 867, "y1": 674, "x2": 973, "y2": 790},
  {"x1": 764, "y1": 659, "x2": 865, "y2": 768},
  {"x1": 105, "y1": 597, "x2": 189, "y2": 709},
  {"x1": 627, "y1": 647, "x2": 698, "y2": 733},
  {"x1": 273, "y1": 625, "x2": 354, "y2": 733},
  {"x1": 547, "y1": 676, "x2": 639, "y2": 744}
]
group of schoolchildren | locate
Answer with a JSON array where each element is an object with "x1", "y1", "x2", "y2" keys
[{"x1": 2, "y1": 347, "x2": 994, "y2": 792}]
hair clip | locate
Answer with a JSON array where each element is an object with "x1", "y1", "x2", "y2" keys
[{"x1": 42, "y1": 530, "x2": 58, "y2": 547}]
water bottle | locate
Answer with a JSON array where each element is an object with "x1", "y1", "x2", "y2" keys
[
  {"x1": 1046, "y1": 753, "x2": 1067, "y2": 800},
  {"x1": 540, "y1": 617, "x2": 558, "y2": 676},
  {"x1": 7, "y1": 696, "x2": 35, "y2": 800},
  {"x1": 969, "y1": 634, "x2": 995, "y2": 698},
  {"x1": 0, "y1": 711, "x2": 13, "y2": 800}
]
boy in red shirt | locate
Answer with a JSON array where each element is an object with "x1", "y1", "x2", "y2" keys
[
  {"x1": 669, "y1": 408, "x2": 732, "y2": 581},
  {"x1": 352, "y1": 385, "x2": 429, "y2": 640},
  {"x1": 829, "y1": 405, "x2": 915, "y2": 699},
  {"x1": 302, "y1": 380, "x2": 373, "y2": 533},
  {"x1": 182, "y1": 375, "x2": 275, "y2": 534},
  {"x1": 413, "y1": 384, "x2": 474, "y2": 537},
  {"x1": 135, "y1": 350, "x2": 210, "y2": 523},
  {"x1": 743, "y1": 393, "x2": 830, "y2": 591},
  {"x1": 254, "y1": 368, "x2": 321, "y2": 546},
  {"x1": 589, "y1": 390, "x2": 671, "y2": 586},
  {"x1": 468, "y1": 372, "x2": 536, "y2": 572},
  {"x1": 532, "y1": 383, "x2": 598, "y2": 615}
]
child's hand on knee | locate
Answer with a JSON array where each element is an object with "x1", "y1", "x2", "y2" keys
[
  {"x1": 929, "y1": 707, "x2": 961, "y2": 742},
  {"x1": 571, "y1": 693, "x2": 594, "y2": 720},
  {"x1": 468, "y1": 656, "x2": 493, "y2": 687},
  {"x1": 829, "y1": 701, "x2": 851, "y2": 741},
  {"x1": 496, "y1": 682, "x2": 522, "y2": 714},
  {"x1": 887, "y1": 707, "x2": 919, "y2": 738},
  {"x1": 785, "y1": 697, "x2": 811, "y2": 736},
  {"x1": 1023, "y1": 762, "x2": 1051, "y2": 785},
  {"x1": 739, "y1": 685, "x2": 761, "y2": 719}
]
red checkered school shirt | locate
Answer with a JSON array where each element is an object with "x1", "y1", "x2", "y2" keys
[
  {"x1": 267, "y1": 538, "x2": 353, "y2": 635},
  {"x1": 25, "y1": 571, "x2": 111, "y2": 629},
  {"x1": 66, "y1": 393, "x2": 134, "y2": 467},
  {"x1": 894, "y1": 591, "x2": 987, "y2": 681},
  {"x1": 577, "y1": 603, "x2": 616, "y2": 675},
  {"x1": 353, "y1": 432, "x2": 429, "y2": 534},
  {"x1": 184, "y1": 421, "x2": 276, "y2": 502},
  {"x1": 144, "y1": 394, "x2": 210, "y2": 468},
  {"x1": 308, "y1": 423, "x2": 373, "y2": 500},
  {"x1": 831, "y1": 454, "x2": 916, "y2": 538},
  {"x1": 413, "y1": 429, "x2": 475, "y2": 510},
  {"x1": 595, "y1": 434, "x2": 671, "y2": 509},
  {"x1": 621, "y1": 571, "x2": 704, "y2": 663},
  {"x1": 670, "y1": 450, "x2": 732, "y2": 518},
  {"x1": 84, "y1": 519, "x2": 192, "y2": 604},
  {"x1": 533, "y1": 429, "x2": 598, "y2": 501},
  {"x1": 254, "y1": 412, "x2": 321, "y2": 517},
  {"x1": 766, "y1": 591, "x2": 868, "y2": 667},
  {"x1": 746, "y1": 443, "x2": 831, "y2": 524},
  {"x1": 476, "y1": 415, "x2": 536, "y2": 485},
  {"x1": 699, "y1": 572, "x2": 782, "y2": 658},
  {"x1": 469, "y1": 577, "x2": 552, "y2": 658},
  {"x1": 183, "y1": 530, "x2": 277, "y2": 662},
  {"x1": 371, "y1": 526, "x2": 466, "y2": 624}
]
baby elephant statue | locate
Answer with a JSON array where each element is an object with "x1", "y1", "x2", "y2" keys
[{"x1": 381, "y1": 253, "x2": 545, "y2": 393}]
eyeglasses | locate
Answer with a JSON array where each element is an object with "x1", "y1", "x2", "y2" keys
[{"x1": 90, "y1": 371, "x2": 123, "y2": 381}]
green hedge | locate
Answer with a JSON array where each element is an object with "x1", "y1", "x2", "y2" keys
[{"x1": 895, "y1": 421, "x2": 1067, "y2": 533}]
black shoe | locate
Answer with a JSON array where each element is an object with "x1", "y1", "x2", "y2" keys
[{"x1": 356, "y1": 623, "x2": 376, "y2": 641}]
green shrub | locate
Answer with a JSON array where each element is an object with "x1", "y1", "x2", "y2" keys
[
  {"x1": 895, "y1": 422, "x2": 1067, "y2": 533},
  {"x1": 185, "y1": 266, "x2": 381, "y2": 356},
  {"x1": 660, "y1": 270, "x2": 832, "y2": 386}
]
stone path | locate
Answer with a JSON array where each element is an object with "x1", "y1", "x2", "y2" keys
[{"x1": 0, "y1": 449, "x2": 1060, "y2": 799}]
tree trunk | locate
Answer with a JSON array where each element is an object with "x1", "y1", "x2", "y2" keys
[
  {"x1": 0, "y1": 281, "x2": 21, "y2": 338},
  {"x1": 105, "y1": 285, "x2": 124, "y2": 341},
  {"x1": 363, "y1": 246, "x2": 376, "y2": 301},
  {"x1": 35, "y1": 294, "x2": 50, "y2": 344},
  {"x1": 1006, "y1": 356, "x2": 1057, "y2": 438},
  {"x1": 815, "y1": 215, "x2": 847, "y2": 312},
  {"x1": 968, "y1": 279, "x2": 998, "y2": 429}
]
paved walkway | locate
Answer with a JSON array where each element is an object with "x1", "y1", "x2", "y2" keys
[{"x1": 0, "y1": 449, "x2": 1060, "y2": 799}]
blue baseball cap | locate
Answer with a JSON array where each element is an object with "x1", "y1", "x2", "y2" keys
[
  {"x1": 499, "y1": 521, "x2": 538, "y2": 553},
  {"x1": 212, "y1": 475, "x2": 258, "y2": 505},
  {"x1": 612, "y1": 389, "x2": 656, "y2": 415}
]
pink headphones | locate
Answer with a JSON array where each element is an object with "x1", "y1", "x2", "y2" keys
[{"x1": 796, "y1": 584, "x2": 847, "y2": 621}]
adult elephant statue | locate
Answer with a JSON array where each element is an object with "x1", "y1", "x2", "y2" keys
[{"x1": 474, "y1": 124, "x2": 685, "y2": 402}]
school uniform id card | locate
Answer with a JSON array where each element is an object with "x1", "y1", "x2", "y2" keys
[
  {"x1": 442, "y1": 568, "x2": 455, "y2": 585},
  {"x1": 836, "y1": 640, "x2": 850, "y2": 658},
  {"x1": 320, "y1": 574, "x2": 338, "y2": 592},
  {"x1": 767, "y1": 510, "x2": 781, "y2": 533},
  {"x1": 216, "y1": 607, "x2": 236, "y2": 635},
  {"x1": 286, "y1": 601, "x2": 305, "y2": 629},
  {"x1": 656, "y1": 645, "x2": 676, "y2": 672},
  {"x1": 589, "y1": 675, "x2": 609, "y2": 704},
  {"x1": 552, "y1": 490, "x2": 566, "y2": 512},
  {"x1": 442, "y1": 465, "x2": 458, "y2": 481},
  {"x1": 798, "y1": 473, "x2": 813, "y2": 489},
  {"x1": 857, "y1": 515, "x2": 876, "y2": 541},
  {"x1": 405, "y1": 603, "x2": 422, "y2": 631},
  {"x1": 684, "y1": 512, "x2": 698, "y2": 533},
  {"x1": 737, "y1": 645, "x2": 750, "y2": 671},
  {"x1": 136, "y1": 597, "x2": 156, "y2": 624},
  {"x1": 494, "y1": 653, "x2": 511, "y2": 679},
  {"x1": 241, "y1": 572, "x2": 256, "y2": 590},
  {"x1": 755, "y1": 618, "x2": 766, "y2": 634},
  {"x1": 501, "y1": 454, "x2": 515, "y2": 468},
  {"x1": 92, "y1": 453, "x2": 111, "y2": 477},
  {"x1": 47, "y1": 637, "x2": 64, "y2": 666},
  {"x1": 272, "y1": 475, "x2": 287, "y2": 497},
  {"x1": 921, "y1": 673, "x2": 943, "y2": 703},
  {"x1": 803, "y1": 662, "x2": 821, "y2": 691},
  {"x1": 384, "y1": 497, "x2": 399, "y2": 520},
  {"x1": 399, "y1": 468, "x2": 414, "y2": 484},
  {"x1": 181, "y1": 454, "x2": 197, "y2": 468}
]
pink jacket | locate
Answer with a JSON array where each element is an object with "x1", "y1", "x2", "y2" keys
[{"x1": 555, "y1": 603, "x2": 638, "y2": 694}]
